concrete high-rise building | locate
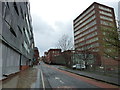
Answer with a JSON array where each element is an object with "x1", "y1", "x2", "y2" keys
[
  {"x1": 73, "y1": 2, "x2": 118, "y2": 66},
  {"x1": 0, "y1": 1, "x2": 34, "y2": 79}
]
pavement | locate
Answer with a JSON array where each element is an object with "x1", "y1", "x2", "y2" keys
[
  {"x1": 2, "y1": 66, "x2": 43, "y2": 88},
  {"x1": 58, "y1": 67, "x2": 120, "y2": 86}
]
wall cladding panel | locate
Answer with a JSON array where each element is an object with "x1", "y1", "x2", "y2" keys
[
  {"x1": 21, "y1": 55, "x2": 28, "y2": 65},
  {"x1": 2, "y1": 43, "x2": 20, "y2": 75}
]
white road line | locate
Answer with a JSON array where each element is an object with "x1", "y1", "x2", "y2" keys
[
  {"x1": 55, "y1": 77, "x2": 64, "y2": 84},
  {"x1": 40, "y1": 70, "x2": 45, "y2": 90},
  {"x1": 55, "y1": 77, "x2": 60, "y2": 80},
  {"x1": 59, "y1": 80, "x2": 64, "y2": 84}
]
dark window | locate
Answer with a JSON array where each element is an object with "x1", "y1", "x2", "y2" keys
[
  {"x1": 25, "y1": 14, "x2": 26, "y2": 20},
  {"x1": 22, "y1": 43, "x2": 24, "y2": 47},
  {"x1": 23, "y1": 27, "x2": 25, "y2": 35},
  {"x1": 13, "y1": 2, "x2": 19, "y2": 15},
  {"x1": 17, "y1": 25, "x2": 22, "y2": 34},
  {"x1": 23, "y1": 27, "x2": 25, "y2": 31},
  {"x1": 10, "y1": 27, "x2": 17, "y2": 37},
  {"x1": 26, "y1": 2, "x2": 28, "y2": 4},
  {"x1": 4, "y1": 19, "x2": 17, "y2": 37},
  {"x1": 6, "y1": 2, "x2": 9, "y2": 9},
  {"x1": 20, "y1": 7, "x2": 24, "y2": 19}
]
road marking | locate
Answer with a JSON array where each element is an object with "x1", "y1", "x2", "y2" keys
[
  {"x1": 45, "y1": 64, "x2": 118, "y2": 88},
  {"x1": 55, "y1": 77, "x2": 64, "y2": 84},
  {"x1": 57, "y1": 86, "x2": 73, "y2": 88},
  {"x1": 55, "y1": 77, "x2": 60, "y2": 80},
  {"x1": 40, "y1": 70, "x2": 45, "y2": 90},
  {"x1": 59, "y1": 80, "x2": 64, "y2": 84}
]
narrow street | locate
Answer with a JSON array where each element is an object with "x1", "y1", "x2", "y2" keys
[
  {"x1": 2, "y1": 62, "x2": 119, "y2": 89},
  {"x1": 1, "y1": 1, "x2": 120, "y2": 90},
  {"x1": 40, "y1": 62, "x2": 118, "y2": 89}
]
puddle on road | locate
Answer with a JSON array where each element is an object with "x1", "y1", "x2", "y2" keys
[{"x1": 2, "y1": 68, "x2": 39, "y2": 88}]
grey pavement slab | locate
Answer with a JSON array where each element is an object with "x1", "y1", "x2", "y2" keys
[{"x1": 2, "y1": 66, "x2": 42, "y2": 88}]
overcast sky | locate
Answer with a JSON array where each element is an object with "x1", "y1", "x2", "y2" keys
[{"x1": 29, "y1": 0, "x2": 119, "y2": 56}]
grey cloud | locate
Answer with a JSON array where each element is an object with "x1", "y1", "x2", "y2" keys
[
  {"x1": 32, "y1": 14, "x2": 55, "y2": 34},
  {"x1": 32, "y1": 14, "x2": 62, "y2": 56},
  {"x1": 31, "y1": 15, "x2": 74, "y2": 56},
  {"x1": 54, "y1": 21, "x2": 73, "y2": 36}
]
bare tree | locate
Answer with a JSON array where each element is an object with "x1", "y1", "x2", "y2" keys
[
  {"x1": 61, "y1": 50, "x2": 73, "y2": 67},
  {"x1": 78, "y1": 37, "x2": 93, "y2": 69},
  {"x1": 56, "y1": 34, "x2": 74, "y2": 67},
  {"x1": 56, "y1": 34, "x2": 74, "y2": 51},
  {"x1": 76, "y1": 36, "x2": 99, "y2": 70}
]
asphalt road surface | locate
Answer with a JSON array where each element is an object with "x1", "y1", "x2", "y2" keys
[
  {"x1": 2, "y1": 62, "x2": 118, "y2": 89},
  {"x1": 40, "y1": 62, "x2": 118, "y2": 89}
]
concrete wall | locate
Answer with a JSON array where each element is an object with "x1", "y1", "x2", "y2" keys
[
  {"x1": 2, "y1": 2, "x2": 34, "y2": 58},
  {"x1": 2, "y1": 43, "x2": 20, "y2": 75},
  {"x1": 0, "y1": 1, "x2": 2, "y2": 81},
  {"x1": 0, "y1": 1, "x2": 34, "y2": 78},
  {"x1": 0, "y1": 42, "x2": 2, "y2": 80}
]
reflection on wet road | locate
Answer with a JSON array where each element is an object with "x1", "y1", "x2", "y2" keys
[{"x1": 2, "y1": 67, "x2": 42, "y2": 88}]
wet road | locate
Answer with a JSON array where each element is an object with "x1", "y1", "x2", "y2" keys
[
  {"x1": 40, "y1": 62, "x2": 119, "y2": 89},
  {"x1": 2, "y1": 62, "x2": 119, "y2": 89}
]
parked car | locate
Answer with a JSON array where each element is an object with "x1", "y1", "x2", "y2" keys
[
  {"x1": 72, "y1": 65, "x2": 76, "y2": 69},
  {"x1": 72, "y1": 64, "x2": 86, "y2": 70}
]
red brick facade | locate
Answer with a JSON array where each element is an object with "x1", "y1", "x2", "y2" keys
[
  {"x1": 73, "y1": 2, "x2": 119, "y2": 66},
  {"x1": 34, "y1": 47, "x2": 40, "y2": 65},
  {"x1": 44, "y1": 49, "x2": 61, "y2": 64}
]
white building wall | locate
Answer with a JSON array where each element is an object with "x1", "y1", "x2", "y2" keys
[
  {"x1": 0, "y1": 42, "x2": 2, "y2": 80},
  {"x1": 2, "y1": 44, "x2": 20, "y2": 76},
  {"x1": 21, "y1": 55, "x2": 28, "y2": 65},
  {"x1": 0, "y1": 1, "x2": 2, "y2": 82}
]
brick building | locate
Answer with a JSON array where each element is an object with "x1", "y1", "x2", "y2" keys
[
  {"x1": 62, "y1": 50, "x2": 100, "y2": 68},
  {"x1": 33, "y1": 47, "x2": 40, "y2": 65},
  {"x1": 44, "y1": 49, "x2": 61, "y2": 64},
  {"x1": 73, "y1": 2, "x2": 118, "y2": 67}
]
